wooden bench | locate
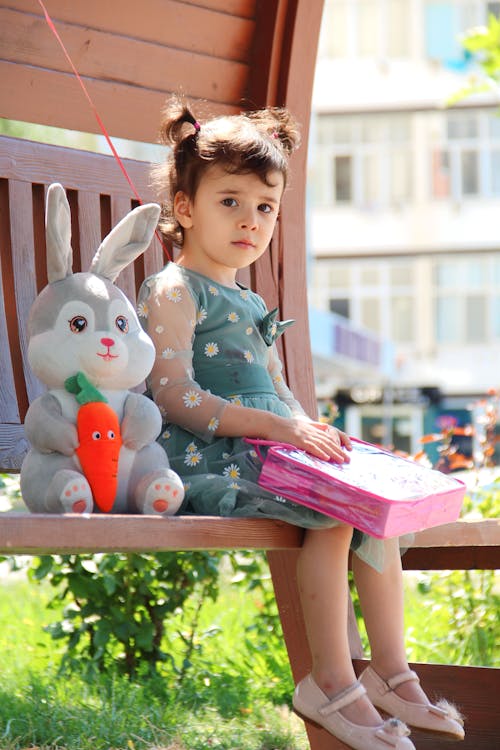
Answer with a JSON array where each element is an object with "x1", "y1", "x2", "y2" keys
[{"x1": 1, "y1": 2, "x2": 499, "y2": 748}]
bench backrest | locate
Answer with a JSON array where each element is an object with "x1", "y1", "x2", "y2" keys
[{"x1": 0, "y1": 0, "x2": 325, "y2": 473}]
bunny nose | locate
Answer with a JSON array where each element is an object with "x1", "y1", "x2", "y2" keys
[{"x1": 101, "y1": 337, "x2": 115, "y2": 347}]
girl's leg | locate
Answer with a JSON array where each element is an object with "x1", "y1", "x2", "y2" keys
[
  {"x1": 296, "y1": 525, "x2": 383, "y2": 726},
  {"x1": 352, "y1": 537, "x2": 429, "y2": 704}
]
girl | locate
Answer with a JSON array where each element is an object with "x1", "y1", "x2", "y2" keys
[{"x1": 137, "y1": 97, "x2": 464, "y2": 750}]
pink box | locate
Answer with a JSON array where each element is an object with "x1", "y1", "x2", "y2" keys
[{"x1": 252, "y1": 438, "x2": 466, "y2": 539}]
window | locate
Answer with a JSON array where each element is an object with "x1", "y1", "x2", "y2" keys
[
  {"x1": 361, "y1": 298, "x2": 381, "y2": 331},
  {"x1": 434, "y1": 255, "x2": 499, "y2": 344},
  {"x1": 466, "y1": 295, "x2": 486, "y2": 342},
  {"x1": 318, "y1": 0, "x2": 410, "y2": 59},
  {"x1": 431, "y1": 109, "x2": 500, "y2": 200},
  {"x1": 391, "y1": 296, "x2": 414, "y2": 342},
  {"x1": 329, "y1": 298, "x2": 350, "y2": 319},
  {"x1": 314, "y1": 113, "x2": 412, "y2": 208},
  {"x1": 334, "y1": 156, "x2": 352, "y2": 201}
]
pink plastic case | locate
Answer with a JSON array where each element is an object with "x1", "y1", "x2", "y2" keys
[{"x1": 248, "y1": 438, "x2": 466, "y2": 539}]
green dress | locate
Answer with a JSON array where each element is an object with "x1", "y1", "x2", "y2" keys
[{"x1": 138, "y1": 263, "x2": 385, "y2": 569}]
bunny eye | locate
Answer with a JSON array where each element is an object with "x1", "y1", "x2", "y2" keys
[
  {"x1": 115, "y1": 315, "x2": 129, "y2": 333},
  {"x1": 69, "y1": 316, "x2": 88, "y2": 333}
]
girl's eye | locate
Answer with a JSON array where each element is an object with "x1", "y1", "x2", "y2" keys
[
  {"x1": 221, "y1": 198, "x2": 238, "y2": 207},
  {"x1": 258, "y1": 203, "x2": 273, "y2": 214},
  {"x1": 69, "y1": 316, "x2": 88, "y2": 333},
  {"x1": 115, "y1": 315, "x2": 129, "y2": 333}
]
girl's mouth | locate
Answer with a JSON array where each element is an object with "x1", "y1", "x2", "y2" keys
[{"x1": 233, "y1": 240, "x2": 255, "y2": 249}]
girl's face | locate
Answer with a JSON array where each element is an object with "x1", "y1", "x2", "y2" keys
[{"x1": 174, "y1": 165, "x2": 284, "y2": 287}]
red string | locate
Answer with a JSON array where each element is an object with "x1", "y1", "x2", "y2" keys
[{"x1": 37, "y1": 0, "x2": 171, "y2": 261}]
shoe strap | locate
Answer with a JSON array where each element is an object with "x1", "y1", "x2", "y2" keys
[
  {"x1": 385, "y1": 670, "x2": 420, "y2": 691},
  {"x1": 319, "y1": 681, "x2": 367, "y2": 717}
]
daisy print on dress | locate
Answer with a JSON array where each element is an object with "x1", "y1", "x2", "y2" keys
[
  {"x1": 159, "y1": 377, "x2": 169, "y2": 386},
  {"x1": 196, "y1": 308, "x2": 208, "y2": 325},
  {"x1": 162, "y1": 428, "x2": 171, "y2": 440},
  {"x1": 227, "y1": 312, "x2": 239, "y2": 323},
  {"x1": 204, "y1": 342, "x2": 219, "y2": 358},
  {"x1": 208, "y1": 416, "x2": 220, "y2": 432},
  {"x1": 155, "y1": 325, "x2": 165, "y2": 334},
  {"x1": 208, "y1": 285, "x2": 219, "y2": 296},
  {"x1": 184, "y1": 449, "x2": 202, "y2": 467},
  {"x1": 165, "y1": 287, "x2": 183, "y2": 303},
  {"x1": 239, "y1": 290, "x2": 249, "y2": 300},
  {"x1": 161, "y1": 347, "x2": 175, "y2": 359},
  {"x1": 243, "y1": 350, "x2": 254, "y2": 363},
  {"x1": 228, "y1": 395, "x2": 242, "y2": 406},
  {"x1": 223, "y1": 463, "x2": 240, "y2": 480},
  {"x1": 137, "y1": 301, "x2": 148, "y2": 318},
  {"x1": 183, "y1": 390, "x2": 202, "y2": 408},
  {"x1": 246, "y1": 327, "x2": 253, "y2": 335}
]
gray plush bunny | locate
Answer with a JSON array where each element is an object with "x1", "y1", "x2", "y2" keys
[{"x1": 20, "y1": 183, "x2": 184, "y2": 515}]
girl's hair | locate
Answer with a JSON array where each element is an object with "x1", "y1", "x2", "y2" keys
[{"x1": 154, "y1": 96, "x2": 301, "y2": 246}]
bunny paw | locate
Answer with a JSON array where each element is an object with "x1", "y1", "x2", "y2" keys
[
  {"x1": 46, "y1": 470, "x2": 94, "y2": 513},
  {"x1": 137, "y1": 471, "x2": 185, "y2": 516}
]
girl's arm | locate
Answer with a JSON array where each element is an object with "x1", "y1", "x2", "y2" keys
[
  {"x1": 217, "y1": 403, "x2": 350, "y2": 462},
  {"x1": 138, "y1": 272, "x2": 228, "y2": 442},
  {"x1": 217, "y1": 341, "x2": 350, "y2": 462}
]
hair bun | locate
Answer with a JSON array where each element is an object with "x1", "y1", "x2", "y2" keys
[{"x1": 245, "y1": 107, "x2": 301, "y2": 155}]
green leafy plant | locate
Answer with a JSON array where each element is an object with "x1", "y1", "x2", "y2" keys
[
  {"x1": 448, "y1": 13, "x2": 500, "y2": 104},
  {"x1": 29, "y1": 551, "x2": 222, "y2": 680}
]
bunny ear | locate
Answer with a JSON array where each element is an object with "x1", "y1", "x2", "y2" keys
[
  {"x1": 46, "y1": 183, "x2": 73, "y2": 283},
  {"x1": 90, "y1": 203, "x2": 161, "y2": 282}
]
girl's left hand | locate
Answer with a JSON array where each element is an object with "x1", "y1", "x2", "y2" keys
[{"x1": 315, "y1": 421, "x2": 352, "y2": 460}]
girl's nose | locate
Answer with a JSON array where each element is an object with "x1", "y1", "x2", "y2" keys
[{"x1": 239, "y1": 208, "x2": 258, "y2": 230}]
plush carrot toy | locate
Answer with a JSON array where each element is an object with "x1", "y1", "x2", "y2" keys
[{"x1": 65, "y1": 372, "x2": 122, "y2": 512}]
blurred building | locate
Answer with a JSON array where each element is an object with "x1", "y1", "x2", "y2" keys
[{"x1": 308, "y1": 0, "x2": 500, "y2": 452}]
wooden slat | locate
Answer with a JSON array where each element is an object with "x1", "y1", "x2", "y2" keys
[
  {"x1": 404, "y1": 545, "x2": 500, "y2": 570},
  {"x1": 0, "y1": 62, "x2": 237, "y2": 143},
  {"x1": 8, "y1": 180, "x2": 44, "y2": 406},
  {"x1": 0, "y1": 179, "x2": 20, "y2": 425},
  {"x1": 0, "y1": 7, "x2": 249, "y2": 98},
  {"x1": 0, "y1": 514, "x2": 303, "y2": 554},
  {"x1": 8, "y1": 0, "x2": 255, "y2": 64},
  {"x1": 110, "y1": 195, "x2": 137, "y2": 303},
  {"x1": 0, "y1": 425, "x2": 28, "y2": 472},
  {"x1": 0, "y1": 136, "x2": 154, "y2": 197},
  {"x1": 180, "y1": 0, "x2": 255, "y2": 18},
  {"x1": 77, "y1": 191, "x2": 102, "y2": 269},
  {"x1": 412, "y1": 519, "x2": 500, "y2": 547}
]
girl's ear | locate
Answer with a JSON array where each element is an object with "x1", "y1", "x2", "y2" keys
[{"x1": 174, "y1": 191, "x2": 193, "y2": 229}]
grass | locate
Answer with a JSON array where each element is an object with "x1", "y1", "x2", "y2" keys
[
  {"x1": 1, "y1": 565, "x2": 498, "y2": 750},
  {"x1": 0, "y1": 572, "x2": 308, "y2": 750}
]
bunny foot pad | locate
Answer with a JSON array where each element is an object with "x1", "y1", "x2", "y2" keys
[
  {"x1": 138, "y1": 471, "x2": 185, "y2": 516},
  {"x1": 49, "y1": 471, "x2": 94, "y2": 514}
]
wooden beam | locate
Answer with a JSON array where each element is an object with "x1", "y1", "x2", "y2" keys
[{"x1": 0, "y1": 514, "x2": 303, "y2": 554}]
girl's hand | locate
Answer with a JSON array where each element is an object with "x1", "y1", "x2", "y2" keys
[{"x1": 267, "y1": 416, "x2": 352, "y2": 463}]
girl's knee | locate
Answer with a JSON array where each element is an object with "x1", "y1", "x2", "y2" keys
[{"x1": 305, "y1": 524, "x2": 354, "y2": 544}]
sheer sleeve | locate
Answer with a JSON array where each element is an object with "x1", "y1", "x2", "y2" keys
[
  {"x1": 266, "y1": 343, "x2": 311, "y2": 420},
  {"x1": 138, "y1": 271, "x2": 228, "y2": 442}
]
